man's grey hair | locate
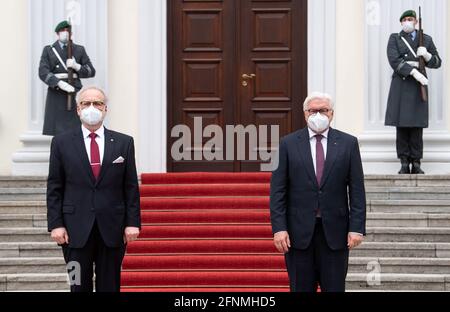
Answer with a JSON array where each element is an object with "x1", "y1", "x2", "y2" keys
[
  {"x1": 77, "y1": 86, "x2": 108, "y2": 104},
  {"x1": 303, "y1": 92, "x2": 334, "y2": 111}
]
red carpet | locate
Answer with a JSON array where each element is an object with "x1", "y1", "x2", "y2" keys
[{"x1": 121, "y1": 172, "x2": 290, "y2": 292}]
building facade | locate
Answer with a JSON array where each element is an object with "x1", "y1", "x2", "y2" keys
[{"x1": 1, "y1": 0, "x2": 449, "y2": 176}]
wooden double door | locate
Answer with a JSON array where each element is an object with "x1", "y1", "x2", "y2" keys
[{"x1": 168, "y1": 0, "x2": 307, "y2": 172}]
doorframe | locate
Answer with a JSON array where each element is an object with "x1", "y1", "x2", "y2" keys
[{"x1": 137, "y1": 0, "x2": 336, "y2": 173}]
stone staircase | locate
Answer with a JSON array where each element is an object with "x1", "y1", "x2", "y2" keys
[
  {"x1": 0, "y1": 177, "x2": 67, "y2": 291},
  {"x1": 1, "y1": 175, "x2": 450, "y2": 292}
]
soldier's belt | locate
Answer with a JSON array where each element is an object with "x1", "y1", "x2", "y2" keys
[
  {"x1": 406, "y1": 61, "x2": 419, "y2": 68},
  {"x1": 54, "y1": 73, "x2": 79, "y2": 79}
]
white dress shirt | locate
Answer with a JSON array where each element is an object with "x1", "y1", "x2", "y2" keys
[
  {"x1": 308, "y1": 127, "x2": 329, "y2": 175},
  {"x1": 82, "y1": 125, "x2": 105, "y2": 165}
]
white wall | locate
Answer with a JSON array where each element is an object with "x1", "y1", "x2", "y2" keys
[{"x1": 0, "y1": 0, "x2": 28, "y2": 175}]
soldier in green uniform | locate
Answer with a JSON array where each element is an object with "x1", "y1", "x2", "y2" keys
[
  {"x1": 385, "y1": 10, "x2": 442, "y2": 174},
  {"x1": 39, "y1": 21, "x2": 96, "y2": 136}
]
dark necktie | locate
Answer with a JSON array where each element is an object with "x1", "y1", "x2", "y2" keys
[
  {"x1": 89, "y1": 133, "x2": 101, "y2": 179},
  {"x1": 315, "y1": 135, "x2": 325, "y2": 185}
]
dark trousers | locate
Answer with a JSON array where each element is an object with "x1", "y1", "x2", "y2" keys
[
  {"x1": 396, "y1": 127, "x2": 423, "y2": 161},
  {"x1": 62, "y1": 222, "x2": 126, "y2": 292},
  {"x1": 284, "y1": 219, "x2": 349, "y2": 292}
]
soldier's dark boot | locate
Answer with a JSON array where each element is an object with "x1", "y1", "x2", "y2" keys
[
  {"x1": 398, "y1": 158, "x2": 411, "y2": 174},
  {"x1": 411, "y1": 160, "x2": 425, "y2": 174}
]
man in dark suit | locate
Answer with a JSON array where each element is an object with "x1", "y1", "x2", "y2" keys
[
  {"x1": 270, "y1": 92, "x2": 366, "y2": 292},
  {"x1": 47, "y1": 87, "x2": 141, "y2": 292}
]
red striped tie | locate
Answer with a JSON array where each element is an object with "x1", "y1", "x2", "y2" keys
[{"x1": 89, "y1": 133, "x2": 101, "y2": 179}]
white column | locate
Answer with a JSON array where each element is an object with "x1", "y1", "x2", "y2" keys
[
  {"x1": 308, "y1": 0, "x2": 336, "y2": 102},
  {"x1": 12, "y1": 0, "x2": 108, "y2": 176},
  {"x1": 137, "y1": 0, "x2": 167, "y2": 173},
  {"x1": 361, "y1": 0, "x2": 450, "y2": 174}
]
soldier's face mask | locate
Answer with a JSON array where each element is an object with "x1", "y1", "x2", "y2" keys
[
  {"x1": 58, "y1": 31, "x2": 70, "y2": 44},
  {"x1": 401, "y1": 21, "x2": 416, "y2": 33}
]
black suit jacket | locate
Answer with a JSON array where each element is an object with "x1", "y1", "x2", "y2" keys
[
  {"x1": 270, "y1": 127, "x2": 366, "y2": 250},
  {"x1": 47, "y1": 127, "x2": 141, "y2": 248}
]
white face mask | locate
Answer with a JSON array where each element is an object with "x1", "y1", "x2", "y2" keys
[
  {"x1": 58, "y1": 31, "x2": 69, "y2": 44},
  {"x1": 401, "y1": 21, "x2": 416, "y2": 34},
  {"x1": 307, "y1": 113, "x2": 330, "y2": 134},
  {"x1": 80, "y1": 105, "x2": 104, "y2": 126}
]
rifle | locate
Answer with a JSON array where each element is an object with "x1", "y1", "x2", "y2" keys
[
  {"x1": 418, "y1": 6, "x2": 428, "y2": 102},
  {"x1": 66, "y1": 21, "x2": 74, "y2": 111}
]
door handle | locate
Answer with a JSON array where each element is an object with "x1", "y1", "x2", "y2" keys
[
  {"x1": 242, "y1": 74, "x2": 256, "y2": 80},
  {"x1": 242, "y1": 74, "x2": 256, "y2": 87}
]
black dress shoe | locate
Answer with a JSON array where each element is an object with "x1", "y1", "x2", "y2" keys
[
  {"x1": 398, "y1": 159, "x2": 410, "y2": 174},
  {"x1": 411, "y1": 161, "x2": 425, "y2": 174}
]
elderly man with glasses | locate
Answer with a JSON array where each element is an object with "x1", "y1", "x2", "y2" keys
[
  {"x1": 47, "y1": 87, "x2": 141, "y2": 292},
  {"x1": 270, "y1": 92, "x2": 366, "y2": 292}
]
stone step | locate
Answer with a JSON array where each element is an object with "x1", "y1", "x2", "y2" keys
[
  {"x1": 2, "y1": 212, "x2": 450, "y2": 229},
  {"x1": 0, "y1": 258, "x2": 66, "y2": 274},
  {"x1": 1, "y1": 256, "x2": 450, "y2": 276},
  {"x1": 2, "y1": 227, "x2": 450, "y2": 243},
  {"x1": 0, "y1": 228, "x2": 51, "y2": 243},
  {"x1": 2, "y1": 186, "x2": 450, "y2": 201},
  {"x1": 1, "y1": 241, "x2": 449, "y2": 260},
  {"x1": 0, "y1": 202, "x2": 46, "y2": 215},
  {"x1": 0, "y1": 273, "x2": 68, "y2": 292},
  {"x1": 351, "y1": 242, "x2": 450, "y2": 258},
  {"x1": 348, "y1": 257, "x2": 450, "y2": 274},
  {"x1": 347, "y1": 273, "x2": 450, "y2": 291},
  {"x1": 364, "y1": 175, "x2": 450, "y2": 187},
  {"x1": 1, "y1": 273, "x2": 449, "y2": 292},
  {"x1": 366, "y1": 213, "x2": 450, "y2": 227},
  {"x1": 366, "y1": 227, "x2": 450, "y2": 243},
  {"x1": 0, "y1": 189, "x2": 46, "y2": 202},
  {"x1": 0, "y1": 215, "x2": 46, "y2": 228},
  {"x1": 0, "y1": 243, "x2": 61, "y2": 258},
  {"x1": 0, "y1": 177, "x2": 46, "y2": 188},
  {"x1": 1, "y1": 175, "x2": 450, "y2": 188},
  {"x1": 366, "y1": 187, "x2": 450, "y2": 200},
  {"x1": 370, "y1": 200, "x2": 450, "y2": 213},
  {"x1": 0, "y1": 241, "x2": 449, "y2": 259}
]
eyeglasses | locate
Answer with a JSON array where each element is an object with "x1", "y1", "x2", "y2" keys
[
  {"x1": 79, "y1": 101, "x2": 105, "y2": 109},
  {"x1": 305, "y1": 109, "x2": 333, "y2": 114}
]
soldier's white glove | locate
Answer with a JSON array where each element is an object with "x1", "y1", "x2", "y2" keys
[
  {"x1": 57, "y1": 80, "x2": 75, "y2": 93},
  {"x1": 417, "y1": 47, "x2": 432, "y2": 62},
  {"x1": 410, "y1": 68, "x2": 428, "y2": 86},
  {"x1": 66, "y1": 58, "x2": 82, "y2": 71}
]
